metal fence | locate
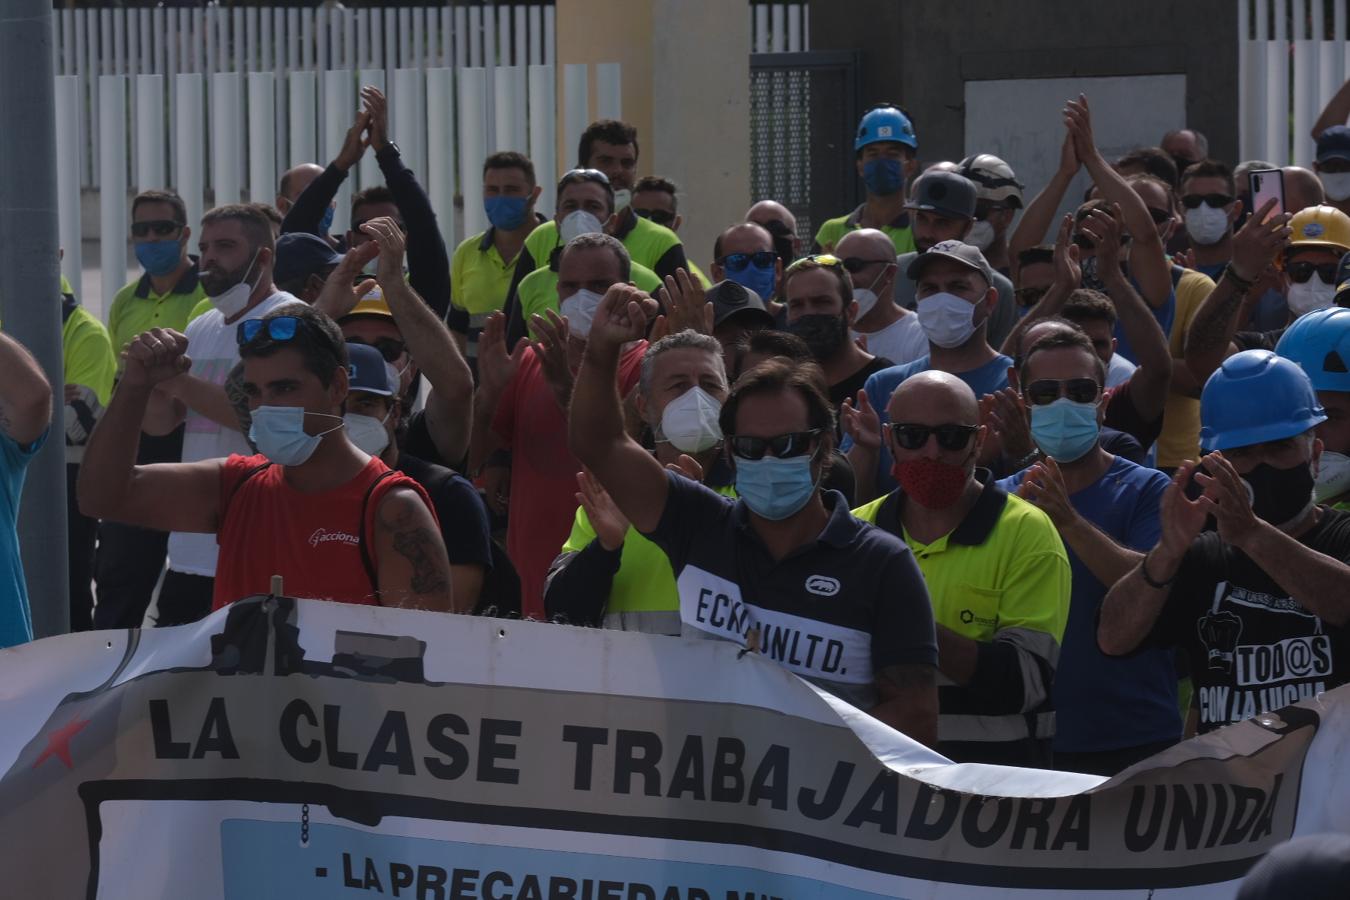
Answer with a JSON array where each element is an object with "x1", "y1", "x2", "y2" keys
[{"x1": 751, "y1": 2, "x2": 810, "y2": 54}]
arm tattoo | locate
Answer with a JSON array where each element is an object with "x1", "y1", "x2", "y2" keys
[
  {"x1": 382, "y1": 497, "x2": 451, "y2": 597},
  {"x1": 1187, "y1": 285, "x2": 1244, "y2": 354}
]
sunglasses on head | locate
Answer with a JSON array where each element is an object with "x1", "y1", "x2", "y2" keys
[
  {"x1": 728, "y1": 429, "x2": 821, "y2": 461},
  {"x1": 839, "y1": 256, "x2": 893, "y2": 273},
  {"x1": 1286, "y1": 261, "x2": 1339, "y2": 284},
  {"x1": 560, "y1": 168, "x2": 611, "y2": 188},
  {"x1": 1180, "y1": 193, "x2": 1235, "y2": 210},
  {"x1": 237, "y1": 315, "x2": 306, "y2": 347},
  {"x1": 786, "y1": 254, "x2": 844, "y2": 273},
  {"x1": 1024, "y1": 377, "x2": 1101, "y2": 407},
  {"x1": 889, "y1": 422, "x2": 978, "y2": 452},
  {"x1": 633, "y1": 207, "x2": 676, "y2": 228},
  {"x1": 718, "y1": 250, "x2": 777, "y2": 272},
  {"x1": 347, "y1": 336, "x2": 408, "y2": 364},
  {"x1": 131, "y1": 219, "x2": 182, "y2": 238}
]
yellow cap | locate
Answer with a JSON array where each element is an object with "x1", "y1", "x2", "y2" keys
[
  {"x1": 1288, "y1": 205, "x2": 1350, "y2": 253},
  {"x1": 340, "y1": 285, "x2": 393, "y2": 320}
]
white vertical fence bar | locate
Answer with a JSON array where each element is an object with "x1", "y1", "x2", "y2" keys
[
  {"x1": 528, "y1": 64, "x2": 556, "y2": 215},
  {"x1": 74, "y1": 10, "x2": 88, "y2": 186},
  {"x1": 87, "y1": 10, "x2": 101, "y2": 187},
  {"x1": 246, "y1": 8, "x2": 258, "y2": 74},
  {"x1": 302, "y1": 8, "x2": 316, "y2": 72},
  {"x1": 399, "y1": 7, "x2": 412, "y2": 65},
  {"x1": 544, "y1": 5, "x2": 555, "y2": 66},
  {"x1": 248, "y1": 72, "x2": 277, "y2": 203},
  {"x1": 153, "y1": 7, "x2": 165, "y2": 75},
  {"x1": 440, "y1": 7, "x2": 453, "y2": 66},
  {"x1": 62, "y1": 8, "x2": 75, "y2": 76},
  {"x1": 357, "y1": 9, "x2": 370, "y2": 69},
  {"x1": 288, "y1": 70, "x2": 318, "y2": 171},
  {"x1": 113, "y1": 8, "x2": 125, "y2": 75},
  {"x1": 515, "y1": 5, "x2": 528, "y2": 67},
  {"x1": 1293, "y1": 0, "x2": 1317, "y2": 165},
  {"x1": 1267, "y1": 0, "x2": 1288, "y2": 163},
  {"x1": 771, "y1": 3, "x2": 786, "y2": 52},
  {"x1": 563, "y1": 64, "x2": 589, "y2": 172},
  {"x1": 412, "y1": 7, "x2": 425, "y2": 70},
  {"x1": 176, "y1": 74, "x2": 205, "y2": 227},
  {"x1": 212, "y1": 72, "x2": 243, "y2": 206},
  {"x1": 1239, "y1": 0, "x2": 1253, "y2": 160},
  {"x1": 754, "y1": 5, "x2": 769, "y2": 54},
  {"x1": 392, "y1": 67, "x2": 425, "y2": 178},
  {"x1": 384, "y1": 8, "x2": 399, "y2": 75},
  {"x1": 233, "y1": 7, "x2": 245, "y2": 75},
  {"x1": 596, "y1": 63, "x2": 622, "y2": 120},
  {"x1": 454, "y1": 7, "x2": 468, "y2": 70},
  {"x1": 358, "y1": 68, "x2": 386, "y2": 189},
  {"x1": 787, "y1": 5, "x2": 802, "y2": 53},
  {"x1": 426, "y1": 67, "x2": 457, "y2": 248},
  {"x1": 459, "y1": 66, "x2": 489, "y2": 238},
  {"x1": 529, "y1": 5, "x2": 542, "y2": 65},
  {"x1": 324, "y1": 70, "x2": 356, "y2": 236},
  {"x1": 483, "y1": 5, "x2": 498, "y2": 158},
  {"x1": 127, "y1": 10, "x2": 140, "y2": 75},
  {"x1": 134, "y1": 75, "x2": 165, "y2": 190},
  {"x1": 1319, "y1": 1, "x2": 1342, "y2": 146},
  {"x1": 99, "y1": 75, "x2": 128, "y2": 313},
  {"x1": 55, "y1": 76, "x2": 83, "y2": 298},
  {"x1": 469, "y1": 6, "x2": 483, "y2": 67},
  {"x1": 494, "y1": 65, "x2": 528, "y2": 152}
]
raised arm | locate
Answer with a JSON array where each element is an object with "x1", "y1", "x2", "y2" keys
[
  {"x1": 1018, "y1": 458, "x2": 1143, "y2": 588},
  {"x1": 0, "y1": 331, "x2": 52, "y2": 447},
  {"x1": 372, "y1": 485, "x2": 461, "y2": 613},
  {"x1": 1313, "y1": 78, "x2": 1350, "y2": 139},
  {"x1": 1009, "y1": 131, "x2": 1081, "y2": 265},
  {"x1": 77, "y1": 328, "x2": 223, "y2": 532},
  {"x1": 568, "y1": 284, "x2": 669, "y2": 534},
  {"x1": 1001, "y1": 214, "x2": 1080, "y2": 356},
  {"x1": 280, "y1": 110, "x2": 366, "y2": 237}
]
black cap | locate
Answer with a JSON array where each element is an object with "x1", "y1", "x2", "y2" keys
[
  {"x1": 905, "y1": 171, "x2": 978, "y2": 219},
  {"x1": 708, "y1": 280, "x2": 775, "y2": 329},
  {"x1": 274, "y1": 232, "x2": 342, "y2": 285}
]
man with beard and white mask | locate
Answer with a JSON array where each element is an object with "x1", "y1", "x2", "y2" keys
[
  {"x1": 136, "y1": 204, "x2": 301, "y2": 625},
  {"x1": 1277, "y1": 307, "x2": 1350, "y2": 510},
  {"x1": 471, "y1": 233, "x2": 650, "y2": 617},
  {"x1": 851, "y1": 370, "x2": 1069, "y2": 766},
  {"x1": 782, "y1": 254, "x2": 892, "y2": 412},
  {"x1": 1100, "y1": 350, "x2": 1350, "y2": 735},
  {"x1": 843, "y1": 240, "x2": 1012, "y2": 503},
  {"x1": 502, "y1": 169, "x2": 665, "y2": 350},
  {"x1": 892, "y1": 171, "x2": 1018, "y2": 349},
  {"x1": 545, "y1": 330, "x2": 732, "y2": 634},
  {"x1": 958, "y1": 154, "x2": 1024, "y2": 276},
  {"x1": 838, "y1": 228, "x2": 927, "y2": 366}
]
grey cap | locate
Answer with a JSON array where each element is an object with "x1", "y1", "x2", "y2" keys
[
  {"x1": 905, "y1": 171, "x2": 978, "y2": 219},
  {"x1": 906, "y1": 239, "x2": 995, "y2": 286},
  {"x1": 707, "y1": 280, "x2": 775, "y2": 329}
]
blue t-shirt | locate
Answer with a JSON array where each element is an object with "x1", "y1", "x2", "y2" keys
[
  {"x1": 1000, "y1": 455, "x2": 1180, "y2": 752},
  {"x1": 1112, "y1": 282, "x2": 1175, "y2": 365},
  {"x1": 850, "y1": 353, "x2": 1013, "y2": 494},
  {"x1": 1, "y1": 428, "x2": 45, "y2": 649}
]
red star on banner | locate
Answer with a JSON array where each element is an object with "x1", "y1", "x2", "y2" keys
[{"x1": 32, "y1": 718, "x2": 91, "y2": 770}]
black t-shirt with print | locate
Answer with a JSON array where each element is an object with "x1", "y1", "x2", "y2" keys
[{"x1": 1147, "y1": 507, "x2": 1350, "y2": 733}]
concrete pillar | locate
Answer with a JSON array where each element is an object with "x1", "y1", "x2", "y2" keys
[{"x1": 554, "y1": 0, "x2": 749, "y2": 273}]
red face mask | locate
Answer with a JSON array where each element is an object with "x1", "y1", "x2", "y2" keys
[{"x1": 893, "y1": 457, "x2": 969, "y2": 509}]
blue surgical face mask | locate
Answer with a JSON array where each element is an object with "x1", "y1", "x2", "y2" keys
[
  {"x1": 318, "y1": 205, "x2": 336, "y2": 235},
  {"x1": 135, "y1": 239, "x2": 182, "y2": 277},
  {"x1": 862, "y1": 157, "x2": 905, "y2": 196},
  {"x1": 249, "y1": 406, "x2": 343, "y2": 467},
  {"x1": 484, "y1": 194, "x2": 529, "y2": 231},
  {"x1": 726, "y1": 261, "x2": 777, "y2": 303},
  {"x1": 1029, "y1": 398, "x2": 1100, "y2": 462},
  {"x1": 734, "y1": 454, "x2": 819, "y2": 521}
]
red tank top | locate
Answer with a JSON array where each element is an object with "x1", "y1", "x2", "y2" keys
[{"x1": 211, "y1": 454, "x2": 435, "y2": 610}]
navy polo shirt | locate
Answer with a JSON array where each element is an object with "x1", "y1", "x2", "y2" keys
[{"x1": 641, "y1": 470, "x2": 937, "y2": 710}]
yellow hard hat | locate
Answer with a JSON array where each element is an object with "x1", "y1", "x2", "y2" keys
[
  {"x1": 1287, "y1": 205, "x2": 1350, "y2": 254},
  {"x1": 339, "y1": 285, "x2": 394, "y2": 320}
]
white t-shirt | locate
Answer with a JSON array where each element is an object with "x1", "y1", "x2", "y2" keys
[
  {"x1": 852, "y1": 313, "x2": 928, "y2": 367},
  {"x1": 1105, "y1": 352, "x2": 1137, "y2": 389},
  {"x1": 167, "y1": 291, "x2": 299, "y2": 577}
]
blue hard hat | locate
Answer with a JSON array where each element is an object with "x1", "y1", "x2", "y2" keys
[
  {"x1": 1200, "y1": 350, "x2": 1327, "y2": 451},
  {"x1": 1275, "y1": 306, "x2": 1350, "y2": 393},
  {"x1": 855, "y1": 105, "x2": 917, "y2": 153}
]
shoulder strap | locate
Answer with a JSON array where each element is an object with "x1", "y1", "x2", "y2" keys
[
  {"x1": 219, "y1": 461, "x2": 272, "y2": 528},
  {"x1": 358, "y1": 468, "x2": 402, "y2": 602}
]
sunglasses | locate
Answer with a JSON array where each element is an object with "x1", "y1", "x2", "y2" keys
[
  {"x1": 1015, "y1": 285, "x2": 1049, "y2": 307},
  {"x1": 1286, "y1": 261, "x2": 1338, "y2": 284},
  {"x1": 1180, "y1": 193, "x2": 1235, "y2": 209},
  {"x1": 889, "y1": 422, "x2": 978, "y2": 451},
  {"x1": 633, "y1": 208, "x2": 676, "y2": 228},
  {"x1": 131, "y1": 219, "x2": 183, "y2": 238},
  {"x1": 786, "y1": 253, "x2": 844, "y2": 273},
  {"x1": 1146, "y1": 207, "x2": 1173, "y2": 225},
  {"x1": 718, "y1": 250, "x2": 777, "y2": 272},
  {"x1": 974, "y1": 201, "x2": 1010, "y2": 220},
  {"x1": 1024, "y1": 377, "x2": 1101, "y2": 406},
  {"x1": 728, "y1": 429, "x2": 821, "y2": 461},
  {"x1": 237, "y1": 315, "x2": 306, "y2": 346},
  {"x1": 839, "y1": 256, "x2": 893, "y2": 273},
  {"x1": 559, "y1": 168, "x2": 611, "y2": 187},
  {"x1": 347, "y1": 335, "x2": 408, "y2": 363}
]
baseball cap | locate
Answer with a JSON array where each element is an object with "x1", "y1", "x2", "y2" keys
[
  {"x1": 346, "y1": 341, "x2": 399, "y2": 396},
  {"x1": 273, "y1": 232, "x2": 342, "y2": 285},
  {"x1": 707, "y1": 280, "x2": 775, "y2": 330},
  {"x1": 1316, "y1": 125, "x2": 1350, "y2": 163},
  {"x1": 905, "y1": 171, "x2": 978, "y2": 219},
  {"x1": 906, "y1": 240, "x2": 996, "y2": 286},
  {"x1": 339, "y1": 285, "x2": 394, "y2": 322}
]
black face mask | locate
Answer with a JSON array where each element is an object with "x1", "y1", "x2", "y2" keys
[
  {"x1": 1243, "y1": 462, "x2": 1316, "y2": 527},
  {"x1": 787, "y1": 313, "x2": 849, "y2": 361}
]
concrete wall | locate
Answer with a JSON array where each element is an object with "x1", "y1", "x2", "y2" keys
[{"x1": 809, "y1": 0, "x2": 1239, "y2": 166}]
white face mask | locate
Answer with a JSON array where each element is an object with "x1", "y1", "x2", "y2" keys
[
  {"x1": 966, "y1": 220, "x2": 996, "y2": 252},
  {"x1": 612, "y1": 188, "x2": 632, "y2": 213},
  {"x1": 1315, "y1": 450, "x2": 1350, "y2": 502},
  {"x1": 658, "y1": 385, "x2": 723, "y2": 454},
  {"x1": 344, "y1": 411, "x2": 391, "y2": 456},
  {"x1": 559, "y1": 210, "x2": 605, "y2": 243},
  {"x1": 560, "y1": 288, "x2": 605, "y2": 339},
  {"x1": 1184, "y1": 203, "x2": 1231, "y2": 246},
  {"x1": 1321, "y1": 172, "x2": 1350, "y2": 202},
  {"x1": 1287, "y1": 277, "x2": 1336, "y2": 317},
  {"x1": 851, "y1": 267, "x2": 890, "y2": 320},
  {"x1": 916, "y1": 291, "x2": 980, "y2": 349},
  {"x1": 207, "y1": 249, "x2": 260, "y2": 318}
]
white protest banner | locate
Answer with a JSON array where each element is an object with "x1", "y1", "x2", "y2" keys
[{"x1": 1, "y1": 595, "x2": 1347, "y2": 898}]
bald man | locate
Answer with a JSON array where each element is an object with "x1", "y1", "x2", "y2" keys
[
  {"x1": 711, "y1": 221, "x2": 783, "y2": 318},
  {"x1": 837, "y1": 229, "x2": 926, "y2": 365},
  {"x1": 277, "y1": 163, "x2": 337, "y2": 247},
  {"x1": 746, "y1": 200, "x2": 801, "y2": 267},
  {"x1": 852, "y1": 369, "x2": 1070, "y2": 766},
  {"x1": 1283, "y1": 166, "x2": 1326, "y2": 215}
]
